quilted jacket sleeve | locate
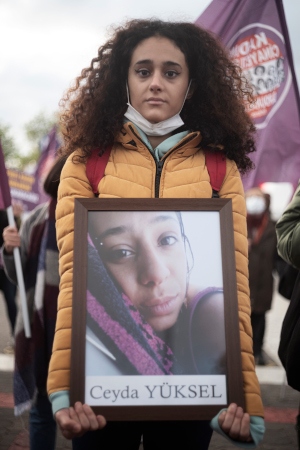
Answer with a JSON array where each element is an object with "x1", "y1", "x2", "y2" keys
[
  {"x1": 47, "y1": 152, "x2": 94, "y2": 396},
  {"x1": 219, "y1": 160, "x2": 264, "y2": 418},
  {"x1": 276, "y1": 182, "x2": 300, "y2": 269}
]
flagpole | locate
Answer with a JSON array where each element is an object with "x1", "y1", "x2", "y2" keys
[
  {"x1": 0, "y1": 141, "x2": 31, "y2": 338},
  {"x1": 275, "y1": 0, "x2": 300, "y2": 121},
  {"x1": 6, "y1": 206, "x2": 31, "y2": 338}
]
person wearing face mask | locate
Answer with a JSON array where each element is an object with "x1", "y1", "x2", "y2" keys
[
  {"x1": 47, "y1": 19, "x2": 265, "y2": 450},
  {"x1": 245, "y1": 187, "x2": 278, "y2": 366}
]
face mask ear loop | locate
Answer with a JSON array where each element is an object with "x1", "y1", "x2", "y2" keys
[
  {"x1": 126, "y1": 82, "x2": 131, "y2": 105},
  {"x1": 179, "y1": 79, "x2": 192, "y2": 114}
]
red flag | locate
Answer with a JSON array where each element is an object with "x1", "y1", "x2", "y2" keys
[
  {"x1": 0, "y1": 140, "x2": 12, "y2": 209},
  {"x1": 195, "y1": 0, "x2": 300, "y2": 190}
]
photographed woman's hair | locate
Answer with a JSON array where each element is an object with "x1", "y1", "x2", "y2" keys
[
  {"x1": 176, "y1": 212, "x2": 194, "y2": 274},
  {"x1": 59, "y1": 18, "x2": 256, "y2": 173}
]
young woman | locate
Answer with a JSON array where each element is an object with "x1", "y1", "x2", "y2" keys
[
  {"x1": 47, "y1": 19, "x2": 265, "y2": 449},
  {"x1": 86, "y1": 210, "x2": 226, "y2": 377}
]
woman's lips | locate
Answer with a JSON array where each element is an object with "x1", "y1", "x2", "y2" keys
[
  {"x1": 142, "y1": 295, "x2": 179, "y2": 317},
  {"x1": 146, "y1": 98, "x2": 166, "y2": 105}
]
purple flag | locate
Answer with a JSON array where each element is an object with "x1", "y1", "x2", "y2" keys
[
  {"x1": 196, "y1": 0, "x2": 300, "y2": 190},
  {"x1": 0, "y1": 140, "x2": 12, "y2": 209},
  {"x1": 6, "y1": 127, "x2": 60, "y2": 213},
  {"x1": 31, "y1": 125, "x2": 60, "y2": 207},
  {"x1": 8, "y1": 168, "x2": 40, "y2": 213}
]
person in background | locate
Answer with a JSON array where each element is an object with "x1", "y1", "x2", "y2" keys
[
  {"x1": 245, "y1": 187, "x2": 278, "y2": 366},
  {"x1": 47, "y1": 18, "x2": 265, "y2": 449},
  {"x1": 276, "y1": 179, "x2": 300, "y2": 449},
  {"x1": 1, "y1": 157, "x2": 65, "y2": 450},
  {"x1": 276, "y1": 181, "x2": 300, "y2": 269},
  {"x1": 0, "y1": 202, "x2": 23, "y2": 352}
]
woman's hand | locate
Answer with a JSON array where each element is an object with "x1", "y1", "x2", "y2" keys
[
  {"x1": 55, "y1": 403, "x2": 106, "y2": 440},
  {"x1": 2, "y1": 226, "x2": 21, "y2": 254},
  {"x1": 218, "y1": 403, "x2": 253, "y2": 443},
  {"x1": 12, "y1": 201, "x2": 23, "y2": 218}
]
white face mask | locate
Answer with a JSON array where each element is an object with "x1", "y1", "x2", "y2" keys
[
  {"x1": 246, "y1": 196, "x2": 266, "y2": 215},
  {"x1": 124, "y1": 81, "x2": 192, "y2": 136}
]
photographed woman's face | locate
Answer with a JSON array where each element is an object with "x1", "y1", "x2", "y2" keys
[
  {"x1": 90, "y1": 211, "x2": 188, "y2": 332},
  {"x1": 127, "y1": 36, "x2": 190, "y2": 124}
]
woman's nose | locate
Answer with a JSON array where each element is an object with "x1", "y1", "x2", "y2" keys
[
  {"x1": 149, "y1": 71, "x2": 163, "y2": 92},
  {"x1": 138, "y1": 248, "x2": 170, "y2": 286}
]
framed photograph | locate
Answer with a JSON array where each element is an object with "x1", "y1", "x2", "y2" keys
[{"x1": 70, "y1": 198, "x2": 244, "y2": 421}]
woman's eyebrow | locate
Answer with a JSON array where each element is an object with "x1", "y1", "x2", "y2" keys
[
  {"x1": 97, "y1": 214, "x2": 178, "y2": 240},
  {"x1": 162, "y1": 61, "x2": 182, "y2": 68},
  {"x1": 149, "y1": 214, "x2": 178, "y2": 225},
  {"x1": 134, "y1": 59, "x2": 152, "y2": 65},
  {"x1": 97, "y1": 226, "x2": 128, "y2": 241},
  {"x1": 134, "y1": 59, "x2": 182, "y2": 68}
]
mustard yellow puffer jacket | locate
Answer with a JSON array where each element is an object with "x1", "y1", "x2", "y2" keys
[{"x1": 47, "y1": 123, "x2": 264, "y2": 417}]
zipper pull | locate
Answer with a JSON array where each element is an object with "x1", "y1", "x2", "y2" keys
[
  {"x1": 155, "y1": 160, "x2": 164, "y2": 198},
  {"x1": 157, "y1": 160, "x2": 163, "y2": 175}
]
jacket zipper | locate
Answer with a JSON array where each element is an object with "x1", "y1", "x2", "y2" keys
[
  {"x1": 128, "y1": 125, "x2": 164, "y2": 198},
  {"x1": 155, "y1": 160, "x2": 164, "y2": 198},
  {"x1": 127, "y1": 125, "x2": 197, "y2": 199}
]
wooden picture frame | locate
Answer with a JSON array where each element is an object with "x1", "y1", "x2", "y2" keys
[{"x1": 70, "y1": 198, "x2": 244, "y2": 421}]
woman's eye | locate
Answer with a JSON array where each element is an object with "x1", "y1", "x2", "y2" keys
[
  {"x1": 100, "y1": 248, "x2": 134, "y2": 263},
  {"x1": 136, "y1": 69, "x2": 150, "y2": 77},
  {"x1": 165, "y1": 70, "x2": 178, "y2": 78},
  {"x1": 159, "y1": 235, "x2": 178, "y2": 246}
]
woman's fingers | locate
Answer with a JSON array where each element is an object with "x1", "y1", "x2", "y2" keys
[
  {"x1": 219, "y1": 403, "x2": 252, "y2": 442},
  {"x1": 55, "y1": 404, "x2": 106, "y2": 440},
  {"x1": 218, "y1": 403, "x2": 237, "y2": 434},
  {"x1": 74, "y1": 402, "x2": 100, "y2": 431},
  {"x1": 3, "y1": 226, "x2": 20, "y2": 252},
  {"x1": 218, "y1": 410, "x2": 227, "y2": 427},
  {"x1": 72, "y1": 402, "x2": 91, "y2": 430},
  {"x1": 240, "y1": 412, "x2": 252, "y2": 442},
  {"x1": 82, "y1": 404, "x2": 106, "y2": 429},
  {"x1": 96, "y1": 414, "x2": 107, "y2": 429},
  {"x1": 227, "y1": 406, "x2": 244, "y2": 440},
  {"x1": 56, "y1": 407, "x2": 82, "y2": 440}
]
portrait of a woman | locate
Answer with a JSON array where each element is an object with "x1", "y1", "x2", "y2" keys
[{"x1": 85, "y1": 210, "x2": 226, "y2": 378}]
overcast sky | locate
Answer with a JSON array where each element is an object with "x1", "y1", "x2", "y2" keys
[{"x1": 1, "y1": 0, "x2": 299, "y2": 154}]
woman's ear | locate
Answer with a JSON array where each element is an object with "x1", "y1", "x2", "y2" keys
[{"x1": 186, "y1": 80, "x2": 196, "y2": 99}]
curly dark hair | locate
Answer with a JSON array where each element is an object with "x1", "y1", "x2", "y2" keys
[{"x1": 59, "y1": 18, "x2": 256, "y2": 173}]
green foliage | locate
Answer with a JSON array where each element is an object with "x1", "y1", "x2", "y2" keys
[
  {"x1": 24, "y1": 111, "x2": 58, "y2": 145},
  {"x1": 18, "y1": 111, "x2": 59, "y2": 170},
  {"x1": 16, "y1": 148, "x2": 40, "y2": 171},
  {"x1": 0, "y1": 111, "x2": 59, "y2": 170},
  {"x1": 0, "y1": 123, "x2": 18, "y2": 165}
]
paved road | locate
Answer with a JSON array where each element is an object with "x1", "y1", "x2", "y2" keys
[{"x1": 0, "y1": 284, "x2": 299, "y2": 449}]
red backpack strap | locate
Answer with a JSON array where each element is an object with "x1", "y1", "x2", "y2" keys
[
  {"x1": 204, "y1": 150, "x2": 226, "y2": 198},
  {"x1": 86, "y1": 147, "x2": 112, "y2": 195}
]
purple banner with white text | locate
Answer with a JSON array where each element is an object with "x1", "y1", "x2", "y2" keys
[
  {"x1": 195, "y1": 0, "x2": 300, "y2": 190},
  {"x1": 5, "y1": 127, "x2": 60, "y2": 214}
]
